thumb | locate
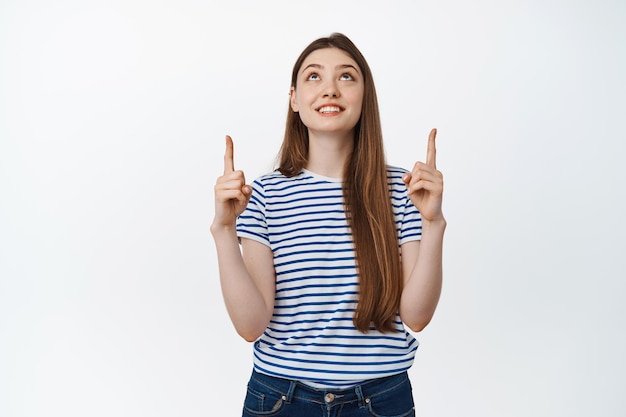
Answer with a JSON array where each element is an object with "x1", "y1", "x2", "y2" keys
[{"x1": 238, "y1": 184, "x2": 253, "y2": 206}]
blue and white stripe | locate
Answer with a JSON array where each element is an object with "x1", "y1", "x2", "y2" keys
[{"x1": 236, "y1": 167, "x2": 422, "y2": 388}]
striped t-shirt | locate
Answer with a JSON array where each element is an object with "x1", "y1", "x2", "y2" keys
[{"x1": 236, "y1": 167, "x2": 422, "y2": 388}]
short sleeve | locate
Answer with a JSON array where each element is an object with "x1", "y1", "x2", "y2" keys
[
  {"x1": 388, "y1": 166, "x2": 422, "y2": 245},
  {"x1": 236, "y1": 179, "x2": 270, "y2": 247},
  {"x1": 399, "y1": 195, "x2": 422, "y2": 245}
]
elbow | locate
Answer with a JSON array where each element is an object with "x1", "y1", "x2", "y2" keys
[
  {"x1": 404, "y1": 318, "x2": 432, "y2": 333},
  {"x1": 231, "y1": 310, "x2": 272, "y2": 342},
  {"x1": 407, "y1": 323, "x2": 425, "y2": 333},
  {"x1": 400, "y1": 301, "x2": 438, "y2": 333},
  {"x1": 237, "y1": 328, "x2": 263, "y2": 343},
  {"x1": 235, "y1": 320, "x2": 268, "y2": 342},
  {"x1": 241, "y1": 334, "x2": 260, "y2": 343}
]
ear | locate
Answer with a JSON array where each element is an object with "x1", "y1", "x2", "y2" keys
[{"x1": 289, "y1": 87, "x2": 299, "y2": 112}]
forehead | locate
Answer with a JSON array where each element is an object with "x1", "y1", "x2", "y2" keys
[{"x1": 299, "y1": 47, "x2": 361, "y2": 73}]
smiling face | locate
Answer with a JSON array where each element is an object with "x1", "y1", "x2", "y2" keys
[{"x1": 290, "y1": 47, "x2": 365, "y2": 139}]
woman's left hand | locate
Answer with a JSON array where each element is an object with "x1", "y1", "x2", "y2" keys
[{"x1": 402, "y1": 128, "x2": 444, "y2": 222}]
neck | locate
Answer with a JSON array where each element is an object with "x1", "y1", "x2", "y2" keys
[{"x1": 305, "y1": 131, "x2": 353, "y2": 179}]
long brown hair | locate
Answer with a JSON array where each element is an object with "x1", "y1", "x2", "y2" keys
[{"x1": 277, "y1": 33, "x2": 402, "y2": 333}]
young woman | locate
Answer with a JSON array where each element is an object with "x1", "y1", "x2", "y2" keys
[{"x1": 211, "y1": 33, "x2": 445, "y2": 417}]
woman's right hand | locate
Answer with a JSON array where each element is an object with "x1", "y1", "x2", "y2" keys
[{"x1": 211, "y1": 135, "x2": 252, "y2": 231}]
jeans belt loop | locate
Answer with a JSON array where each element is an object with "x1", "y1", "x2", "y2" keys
[
  {"x1": 284, "y1": 380, "x2": 297, "y2": 403},
  {"x1": 355, "y1": 384, "x2": 366, "y2": 408}
]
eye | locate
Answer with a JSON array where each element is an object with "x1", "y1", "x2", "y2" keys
[
  {"x1": 306, "y1": 72, "x2": 320, "y2": 81},
  {"x1": 340, "y1": 73, "x2": 354, "y2": 81}
]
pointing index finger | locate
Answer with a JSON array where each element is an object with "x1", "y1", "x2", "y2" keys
[
  {"x1": 224, "y1": 135, "x2": 235, "y2": 174},
  {"x1": 426, "y1": 128, "x2": 437, "y2": 169}
]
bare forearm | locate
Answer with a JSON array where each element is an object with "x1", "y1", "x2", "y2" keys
[
  {"x1": 211, "y1": 225, "x2": 273, "y2": 341},
  {"x1": 400, "y1": 218, "x2": 446, "y2": 332}
]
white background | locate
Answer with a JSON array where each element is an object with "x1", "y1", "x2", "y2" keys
[{"x1": 1, "y1": 1, "x2": 625, "y2": 416}]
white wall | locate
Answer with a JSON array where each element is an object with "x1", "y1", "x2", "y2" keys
[{"x1": 1, "y1": 1, "x2": 625, "y2": 416}]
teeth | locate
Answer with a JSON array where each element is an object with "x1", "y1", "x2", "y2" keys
[{"x1": 318, "y1": 106, "x2": 341, "y2": 113}]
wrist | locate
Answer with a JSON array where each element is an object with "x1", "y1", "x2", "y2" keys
[
  {"x1": 422, "y1": 216, "x2": 447, "y2": 232},
  {"x1": 210, "y1": 222, "x2": 238, "y2": 238}
]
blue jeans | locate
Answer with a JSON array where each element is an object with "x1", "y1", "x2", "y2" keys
[{"x1": 242, "y1": 370, "x2": 415, "y2": 417}]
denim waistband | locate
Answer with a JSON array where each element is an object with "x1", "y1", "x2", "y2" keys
[{"x1": 249, "y1": 370, "x2": 409, "y2": 406}]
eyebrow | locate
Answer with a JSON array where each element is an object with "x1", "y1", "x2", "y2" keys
[{"x1": 302, "y1": 63, "x2": 361, "y2": 74}]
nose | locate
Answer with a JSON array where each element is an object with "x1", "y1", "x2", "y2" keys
[{"x1": 322, "y1": 79, "x2": 340, "y2": 98}]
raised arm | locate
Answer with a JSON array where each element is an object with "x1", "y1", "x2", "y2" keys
[
  {"x1": 210, "y1": 135, "x2": 276, "y2": 342},
  {"x1": 400, "y1": 128, "x2": 446, "y2": 332}
]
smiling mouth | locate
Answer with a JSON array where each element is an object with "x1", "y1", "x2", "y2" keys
[{"x1": 317, "y1": 105, "x2": 343, "y2": 114}]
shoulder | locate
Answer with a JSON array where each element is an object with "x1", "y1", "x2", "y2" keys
[
  {"x1": 251, "y1": 170, "x2": 316, "y2": 197},
  {"x1": 386, "y1": 165, "x2": 409, "y2": 189},
  {"x1": 253, "y1": 170, "x2": 288, "y2": 183},
  {"x1": 252, "y1": 170, "x2": 313, "y2": 187},
  {"x1": 386, "y1": 165, "x2": 410, "y2": 178}
]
